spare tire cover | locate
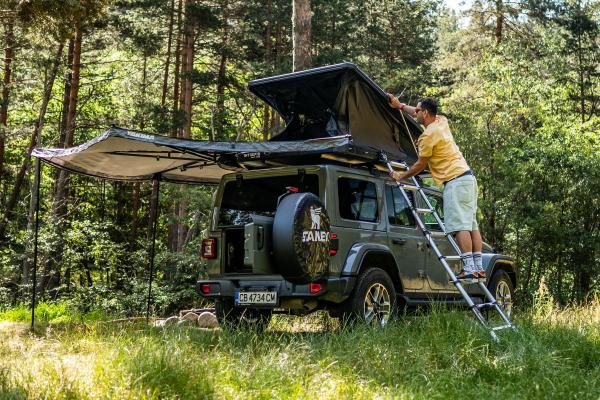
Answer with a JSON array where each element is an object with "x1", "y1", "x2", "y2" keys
[{"x1": 273, "y1": 192, "x2": 330, "y2": 283}]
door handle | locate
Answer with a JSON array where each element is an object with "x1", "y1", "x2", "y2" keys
[{"x1": 392, "y1": 238, "x2": 406, "y2": 245}]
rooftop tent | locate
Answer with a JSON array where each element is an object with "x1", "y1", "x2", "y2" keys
[
  {"x1": 32, "y1": 63, "x2": 422, "y2": 184},
  {"x1": 249, "y1": 62, "x2": 422, "y2": 163}
]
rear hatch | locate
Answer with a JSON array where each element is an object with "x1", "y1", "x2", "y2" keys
[{"x1": 208, "y1": 167, "x2": 322, "y2": 275}]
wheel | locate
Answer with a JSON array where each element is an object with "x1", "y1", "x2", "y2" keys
[
  {"x1": 341, "y1": 268, "x2": 396, "y2": 327},
  {"x1": 215, "y1": 299, "x2": 272, "y2": 331},
  {"x1": 488, "y1": 270, "x2": 515, "y2": 318}
]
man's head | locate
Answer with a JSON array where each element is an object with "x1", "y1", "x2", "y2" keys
[{"x1": 415, "y1": 97, "x2": 438, "y2": 126}]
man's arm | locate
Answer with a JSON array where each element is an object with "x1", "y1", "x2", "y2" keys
[
  {"x1": 388, "y1": 94, "x2": 417, "y2": 117},
  {"x1": 390, "y1": 156, "x2": 429, "y2": 182}
]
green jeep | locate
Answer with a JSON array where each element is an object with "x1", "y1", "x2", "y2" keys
[{"x1": 196, "y1": 63, "x2": 516, "y2": 328}]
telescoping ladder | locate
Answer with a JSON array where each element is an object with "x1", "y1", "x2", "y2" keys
[{"x1": 379, "y1": 152, "x2": 515, "y2": 341}]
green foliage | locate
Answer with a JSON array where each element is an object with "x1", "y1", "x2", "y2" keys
[
  {"x1": 0, "y1": 304, "x2": 599, "y2": 399},
  {"x1": 435, "y1": 2, "x2": 600, "y2": 303}
]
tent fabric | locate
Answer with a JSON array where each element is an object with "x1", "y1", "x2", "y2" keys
[
  {"x1": 32, "y1": 126, "x2": 357, "y2": 183},
  {"x1": 33, "y1": 63, "x2": 423, "y2": 183},
  {"x1": 248, "y1": 62, "x2": 422, "y2": 162}
]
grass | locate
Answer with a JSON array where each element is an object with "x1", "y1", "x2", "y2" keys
[
  {"x1": 0, "y1": 301, "x2": 113, "y2": 324},
  {"x1": 0, "y1": 300, "x2": 598, "y2": 400}
]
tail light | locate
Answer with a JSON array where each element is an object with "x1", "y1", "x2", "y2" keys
[
  {"x1": 202, "y1": 238, "x2": 216, "y2": 259},
  {"x1": 329, "y1": 233, "x2": 338, "y2": 256},
  {"x1": 309, "y1": 283, "x2": 322, "y2": 294},
  {"x1": 200, "y1": 283, "x2": 220, "y2": 295}
]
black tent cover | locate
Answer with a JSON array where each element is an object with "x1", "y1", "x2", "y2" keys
[{"x1": 33, "y1": 63, "x2": 422, "y2": 183}]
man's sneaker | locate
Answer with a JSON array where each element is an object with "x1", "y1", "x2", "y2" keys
[
  {"x1": 453, "y1": 270, "x2": 477, "y2": 283},
  {"x1": 475, "y1": 270, "x2": 487, "y2": 281}
]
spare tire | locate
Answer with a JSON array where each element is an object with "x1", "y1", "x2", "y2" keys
[{"x1": 273, "y1": 192, "x2": 331, "y2": 283}]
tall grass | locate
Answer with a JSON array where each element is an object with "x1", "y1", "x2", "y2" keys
[
  {"x1": 0, "y1": 299, "x2": 598, "y2": 399},
  {"x1": 0, "y1": 301, "x2": 113, "y2": 324}
]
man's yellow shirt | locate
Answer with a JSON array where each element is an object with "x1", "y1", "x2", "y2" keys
[{"x1": 417, "y1": 115, "x2": 469, "y2": 185}]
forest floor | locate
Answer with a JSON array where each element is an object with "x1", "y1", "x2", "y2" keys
[{"x1": 0, "y1": 301, "x2": 599, "y2": 400}]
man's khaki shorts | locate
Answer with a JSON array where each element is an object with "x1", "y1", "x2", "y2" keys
[{"x1": 443, "y1": 175, "x2": 479, "y2": 233}]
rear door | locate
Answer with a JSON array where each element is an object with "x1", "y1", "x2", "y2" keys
[{"x1": 385, "y1": 184, "x2": 427, "y2": 291}]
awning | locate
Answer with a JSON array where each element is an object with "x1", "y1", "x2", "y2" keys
[{"x1": 32, "y1": 126, "x2": 362, "y2": 183}]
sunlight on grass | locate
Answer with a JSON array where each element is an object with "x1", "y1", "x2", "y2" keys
[{"x1": 0, "y1": 302, "x2": 599, "y2": 399}]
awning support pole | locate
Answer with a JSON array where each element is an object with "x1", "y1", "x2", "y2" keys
[
  {"x1": 31, "y1": 158, "x2": 41, "y2": 332},
  {"x1": 146, "y1": 175, "x2": 160, "y2": 321}
]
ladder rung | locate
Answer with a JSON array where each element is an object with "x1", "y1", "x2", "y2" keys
[
  {"x1": 400, "y1": 184, "x2": 419, "y2": 191},
  {"x1": 415, "y1": 208, "x2": 433, "y2": 214},
  {"x1": 390, "y1": 161, "x2": 408, "y2": 170},
  {"x1": 443, "y1": 255, "x2": 461, "y2": 261},
  {"x1": 491, "y1": 324, "x2": 513, "y2": 332},
  {"x1": 475, "y1": 302, "x2": 497, "y2": 309},
  {"x1": 429, "y1": 231, "x2": 447, "y2": 238}
]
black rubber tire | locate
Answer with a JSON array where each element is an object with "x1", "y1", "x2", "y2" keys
[
  {"x1": 340, "y1": 268, "x2": 396, "y2": 326},
  {"x1": 273, "y1": 192, "x2": 330, "y2": 283},
  {"x1": 487, "y1": 270, "x2": 515, "y2": 318},
  {"x1": 214, "y1": 299, "x2": 272, "y2": 332}
]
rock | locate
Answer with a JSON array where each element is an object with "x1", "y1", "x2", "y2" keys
[
  {"x1": 181, "y1": 312, "x2": 199, "y2": 322},
  {"x1": 153, "y1": 319, "x2": 167, "y2": 327},
  {"x1": 197, "y1": 311, "x2": 219, "y2": 328},
  {"x1": 177, "y1": 319, "x2": 195, "y2": 327},
  {"x1": 164, "y1": 316, "x2": 180, "y2": 326}
]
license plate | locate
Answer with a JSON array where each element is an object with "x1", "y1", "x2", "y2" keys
[{"x1": 235, "y1": 291, "x2": 277, "y2": 306}]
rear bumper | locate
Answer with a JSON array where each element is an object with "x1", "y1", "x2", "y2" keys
[{"x1": 196, "y1": 276, "x2": 355, "y2": 304}]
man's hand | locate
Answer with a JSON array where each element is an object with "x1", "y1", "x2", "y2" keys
[
  {"x1": 389, "y1": 156, "x2": 430, "y2": 182},
  {"x1": 387, "y1": 93, "x2": 404, "y2": 110},
  {"x1": 389, "y1": 170, "x2": 404, "y2": 181}
]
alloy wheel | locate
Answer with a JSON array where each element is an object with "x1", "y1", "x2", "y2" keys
[
  {"x1": 495, "y1": 280, "x2": 513, "y2": 317},
  {"x1": 363, "y1": 283, "x2": 392, "y2": 327}
]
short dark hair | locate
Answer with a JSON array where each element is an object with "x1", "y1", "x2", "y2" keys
[{"x1": 418, "y1": 97, "x2": 438, "y2": 115}]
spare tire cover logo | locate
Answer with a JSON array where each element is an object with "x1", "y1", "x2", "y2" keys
[{"x1": 303, "y1": 206, "x2": 328, "y2": 242}]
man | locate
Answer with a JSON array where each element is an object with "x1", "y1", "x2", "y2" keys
[{"x1": 388, "y1": 95, "x2": 484, "y2": 281}]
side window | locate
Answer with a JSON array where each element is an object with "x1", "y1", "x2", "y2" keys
[
  {"x1": 421, "y1": 194, "x2": 444, "y2": 231},
  {"x1": 385, "y1": 185, "x2": 415, "y2": 226},
  {"x1": 338, "y1": 178, "x2": 378, "y2": 222}
]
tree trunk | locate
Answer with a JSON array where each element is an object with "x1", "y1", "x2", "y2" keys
[
  {"x1": 172, "y1": 0, "x2": 183, "y2": 138},
  {"x1": 292, "y1": 0, "x2": 312, "y2": 72},
  {"x1": 181, "y1": 0, "x2": 195, "y2": 139},
  {"x1": 53, "y1": 27, "x2": 82, "y2": 225},
  {"x1": 58, "y1": 38, "x2": 75, "y2": 147},
  {"x1": 0, "y1": 19, "x2": 14, "y2": 198},
  {"x1": 46, "y1": 26, "x2": 82, "y2": 296},
  {"x1": 130, "y1": 183, "x2": 141, "y2": 251},
  {"x1": 262, "y1": 3, "x2": 272, "y2": 141},
  {"x1": 131, "y1": 53, "x2": 148, "y2": 251},
  {"x1": 177, "y1": 188, "x2": 188, "y2": 251},
  {"x1": 175, "y1": 0, "x2": 196, "y2": 250},
  {"x1": 494, "y1": 0, "x2": 503, "y2": 45},
  {"x1": 168, "y1": 0, "x2": 184, "y2": 251},
  {"x1": 214, "y1": 0, "x2": 229, "y2": 139},
  {"x1": 161, "y1": 0, "x2": 176, "y2": 110},
  {"x1": 0, "y1": 41, "x2": 64, "y2": 242}
]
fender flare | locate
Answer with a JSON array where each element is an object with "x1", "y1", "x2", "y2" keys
[{"x1": 483, "y1": 254, "x2": 517, "y2": 287}]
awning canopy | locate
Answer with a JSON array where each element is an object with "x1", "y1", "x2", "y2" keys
[
  {"x1": 33, "y1": 63, "x2": 422, "y2": 184},
  {"x1": 32, "y1": 127, "x2": 364, "y2": 183}
]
